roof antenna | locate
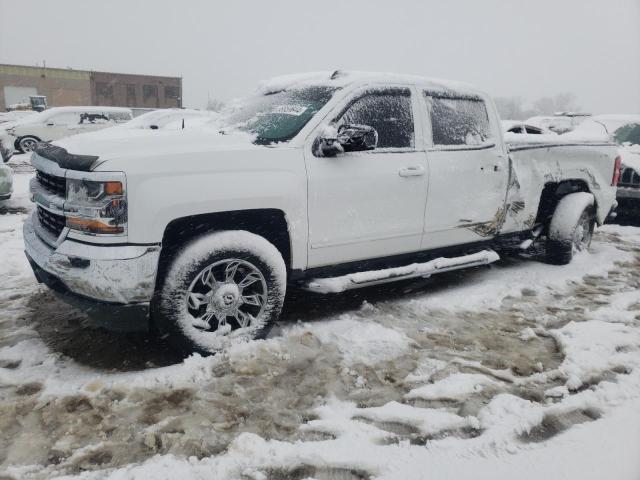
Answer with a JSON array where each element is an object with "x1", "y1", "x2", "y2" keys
[{"x1": 330, "y1": 70, "x2": 341, "y2": 80}]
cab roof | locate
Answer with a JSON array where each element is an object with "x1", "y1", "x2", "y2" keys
[{"x1": 258, "y1": 70, "x2": 484, "y2": 98}]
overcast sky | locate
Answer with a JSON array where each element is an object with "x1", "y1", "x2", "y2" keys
[{"x1": 1, "y1": 0, "x2": 638, "y2": 113}]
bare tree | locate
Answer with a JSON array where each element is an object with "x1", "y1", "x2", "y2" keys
[
  {"x1": 532, "y1": 93, "x2": 580, "y2": 115},
  {"x1": 206, "y1": 98, "x2": 225, "y2": 112},
  {"x1": 495, "y1": 93, "x2": 582, "y2": 120}
]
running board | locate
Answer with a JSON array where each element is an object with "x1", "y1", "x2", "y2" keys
[{"x1": 304, "y1": 250, "x2": 500, "y2": 294}]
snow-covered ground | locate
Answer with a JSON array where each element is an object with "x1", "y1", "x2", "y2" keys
[{"x1": 1, "y1": 155, "x2": 640, "y2": 479}]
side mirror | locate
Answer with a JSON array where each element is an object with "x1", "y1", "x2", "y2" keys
[
  {"x1": 314, "y1": 124, "x2": 378, "y2": 157},
  {"x1": 337, "y1": 124, "x2": 378, "y2": 152}
]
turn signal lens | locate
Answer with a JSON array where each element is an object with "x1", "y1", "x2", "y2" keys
[
  {"x1": 104, "y1": 181, "x2": 123, "y2": 195},
  {"x1": 612, "y1": 155, "x2": 622, "y2": 187},
  {"x1": 66, "y1": 216, "x2": 124, "y2": 234}
]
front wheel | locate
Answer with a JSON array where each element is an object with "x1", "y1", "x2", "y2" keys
[
  {"x1": 153, "y1": 230, "x2": 287, "y2": 356},
  {"x1": 546, "y1": 192, "x2": 595, "y2": 265}
]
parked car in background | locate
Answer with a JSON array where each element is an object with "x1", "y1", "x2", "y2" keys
[
  {"x1": 569, "y1": 115, "x2": 640, "y2": 215},
  {"x1": 23, "y1": 71, "x2": 620, "y2": 355},
  {"x1": 526, "y1": 112, "x2": 590, "y2": 134},
  {"x1": 118, "y1": 108, "x2": 216, "y2": 130},
  {"x1": 1, "y1": 106, "x2": 133, "y2": 154},
  {"x1": 0, "y1": 161, "x2": 12, "y2": 200},
  {"x1": 502, "y1": 120, "x2": 556, "y2": 135}
]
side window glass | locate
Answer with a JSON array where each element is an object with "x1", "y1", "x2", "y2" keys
[
  {"x1": 337, "y1": 89, "x2": 414, "y2": 149},
  {"x1": 79, "y1": 112, "x2": 109, "y2": 124},
  {"x1": 428, "y1": 95, "x2": 493, "y2": 147},
  {"x1": 525, "y1": 126, "x2": 543, "y2": 134},
  {"x1": 108, "y1": 112, "x2": 133, "y2": 123},
  {"x1": 50, "y1": 112, "x2": 80, "y2": 126}
]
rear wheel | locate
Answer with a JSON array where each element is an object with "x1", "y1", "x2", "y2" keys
[
  {"x1": 153, "y1": 230, "x2": 286, "y2": 356},
  {"x1": 17, "y1": 136, "x2": 40, "y2": 153},
  {"x1": 546, "y1": 192, "x2": 595, "y2": 265}
]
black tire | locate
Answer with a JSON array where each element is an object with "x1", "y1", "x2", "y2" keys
[
  {"x1": 546, "y1": 238, "x2": 576, "y2": 265},
  {"x1": 16, "y1": 136, "x2": 40, "y2": 153},
  {"x1": 152, "y1": 230, "x2": 286, "y2": 356},
  {"x1": 546, "y1": 193, "x2": 595, "y2": 266}
]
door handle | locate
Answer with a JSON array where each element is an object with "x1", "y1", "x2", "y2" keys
[{"x1": 398, "y1": 166, "x2": 425, "y2": 177}]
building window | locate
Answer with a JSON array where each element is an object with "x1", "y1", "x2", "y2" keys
[
  {"x1": 143, "y1": 84, "x2": 158, "y2": 101},
  {"x1": 96, "y1": 82, "x2": 113, "y2": 98},
  {"x1": 126, "y1": 84, "x2": 136, "y2": 105},
  {"x1": 164, "y1": 86, "x2": 180, "y2": 99}
]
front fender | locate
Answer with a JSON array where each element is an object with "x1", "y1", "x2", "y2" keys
[{"x1": 121, "y1": 148, "x2": 309, "y2": 270}]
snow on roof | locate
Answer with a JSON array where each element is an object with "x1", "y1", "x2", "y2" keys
[
  {"x1": 257, "y1": 70, "x2": 483, "y2": 97},
  {"x1": 42, "y1": 106, "x2": 133, "y2": 114}
]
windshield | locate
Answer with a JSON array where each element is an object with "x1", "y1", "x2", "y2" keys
[{"x1": 220, "y1": 86, "x2": 337, "y2": 144}]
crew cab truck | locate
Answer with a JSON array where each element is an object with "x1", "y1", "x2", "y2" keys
[{"x1": 23, "y1": 71, "x2": 621, "y2": 355}]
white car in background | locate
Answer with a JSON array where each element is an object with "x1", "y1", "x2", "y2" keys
[
  {"x1": 568, "y1": 114, "x2": 640, "y2": 214},
  {"x1": 2, "y1": 106, "x2": 133, "y2": 154},
  {"x1": 526, "y1": 113, "x2": 590, "y2": 134},
  {"x1": 502, "y1": 120, "x2": 556, "y2": 135},
  {"x1": 117, "y1": 108, "x2": 217, "y2": 130}
]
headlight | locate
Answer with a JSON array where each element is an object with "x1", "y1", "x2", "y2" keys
[{"x1": 65, "y1": 177, "x2": 127, "y2": 235}]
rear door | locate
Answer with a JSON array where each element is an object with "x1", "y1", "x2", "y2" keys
[{"x1": 421, "y1": 93, "x2": 509, "y2": 249}]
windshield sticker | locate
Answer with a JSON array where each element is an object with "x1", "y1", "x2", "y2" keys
[{"x1": 271, "y1": 105, "x2": 308, "y2": 116}]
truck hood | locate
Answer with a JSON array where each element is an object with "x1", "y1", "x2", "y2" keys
[{"x1": 53, "y1": 127, "x2": 262, "y2": 170}]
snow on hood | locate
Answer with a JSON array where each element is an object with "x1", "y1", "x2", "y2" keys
[{"x1": 53, "y1": 125, "x2": 260, "y2": 166}]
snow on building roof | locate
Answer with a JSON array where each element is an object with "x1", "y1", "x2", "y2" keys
[{"x1": 257, "y1": 70, "x2": 483, "y2": 97}]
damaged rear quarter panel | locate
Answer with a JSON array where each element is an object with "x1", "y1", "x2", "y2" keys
[{"x1": 503, "y1": 143, "x2": 618, "y2": 231}]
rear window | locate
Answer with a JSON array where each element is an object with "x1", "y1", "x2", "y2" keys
[
  {"x1": 107, "y1": 111, "x2": 133, "y2": 123},
  {"x1": 427, "y1": 94, "x2": 493, "y2": 147}
]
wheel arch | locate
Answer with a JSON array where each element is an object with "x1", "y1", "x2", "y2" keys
[
  {"x1": 155, "y1": 208, "x2": 292, "y2": 292},
  {"x1": 534, "y1": 179, "x2": 595, "y2": 231}
]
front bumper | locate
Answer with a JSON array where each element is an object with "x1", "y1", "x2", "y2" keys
[
  {"x1": 0, "y1": 163, "x2": 12, "y2": 199},
  {"x1": 24, "y1": 212, "x2": 161, "y2": 331}
]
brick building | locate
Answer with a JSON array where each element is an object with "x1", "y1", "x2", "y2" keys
[{"x1": 0, "y1": 64, "x2": 182, "y2": 111}]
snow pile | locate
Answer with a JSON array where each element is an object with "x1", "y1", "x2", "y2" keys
[
  {"x1": 405, "y1": 373, "x2": 497, "y2": 401},
  {"x1": 552, "y1": 320, "x2": 640, "y2": 391},
  {"x1": 299, "y1": 317, "x2": 412, "y2": 366}
]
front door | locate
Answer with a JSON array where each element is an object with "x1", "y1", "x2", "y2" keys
[{"x1": 305, "y1": 86, "x2": 429, "y2": 267}]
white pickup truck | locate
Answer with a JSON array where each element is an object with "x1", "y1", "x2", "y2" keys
[{"x1": 23, "y1": 71, "x2": 621, "y2": 355}]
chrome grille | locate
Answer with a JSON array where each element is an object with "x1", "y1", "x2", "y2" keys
[
  {"x1": 37, "y1": 206, "x2": 65, "y2": 237},
  {"x1": 36, "y1": 170, "x2": 66, "y2": 196}
]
